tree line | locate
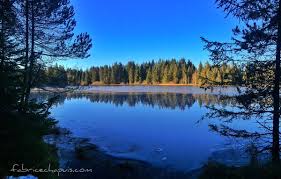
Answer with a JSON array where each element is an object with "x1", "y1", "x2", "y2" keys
[{"x1": 43, "y1": 59, "x2": 243, "y2": 86}]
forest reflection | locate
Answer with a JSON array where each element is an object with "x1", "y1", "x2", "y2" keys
[{"x1": 32, "y1": 92, "x2": 235, "y2": 110}]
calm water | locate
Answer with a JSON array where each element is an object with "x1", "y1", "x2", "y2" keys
[{"x1": 39, "y1": 86, "x2": 261, "y2": 171}]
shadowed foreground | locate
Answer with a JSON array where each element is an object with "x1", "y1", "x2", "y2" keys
[{"x1": 45, "y1": 128, "x2": 199, "y2": 179}]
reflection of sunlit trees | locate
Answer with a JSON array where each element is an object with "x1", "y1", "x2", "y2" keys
[{"x1": 31, "y1": 92, "x2": 234, "y2": 111}]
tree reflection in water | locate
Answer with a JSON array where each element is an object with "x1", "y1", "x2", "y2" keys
[{"x1": 31, "y1": 92, "x2": 235, "y2": 110}]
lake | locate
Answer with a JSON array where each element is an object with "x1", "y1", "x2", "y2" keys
[{"x1": 37, "y1": 86, "x2": 262, "y2": 171}]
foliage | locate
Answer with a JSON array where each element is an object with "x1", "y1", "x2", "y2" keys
[
  {"x1": 201, "y1": 0, "x2": 281, "y2": 162},
  {"x1": 0, "y1": 111, "x2": 58, "y2": 178},
  {"x1": 0, "y1": 0, "x2": 92, "y2": 177},
  {"x1": 42, "y1": 59, "x2": 242, "y2": 86}
]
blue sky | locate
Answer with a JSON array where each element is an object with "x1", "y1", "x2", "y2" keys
[{"x1": 59, "y1": 0, "x2": 236, "y2": 69}]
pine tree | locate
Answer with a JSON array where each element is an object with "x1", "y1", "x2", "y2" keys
[
  {"x1": 18, "y1": 0, "x2": 92, "y2": 106},
  {"x1": 0, "y1": 0, "x2": 21, "y2": 110},
  {"x1": 127, "y1": 61, "x2": 135, "y2": 84},
  {"x1": 134, "y1": 65, "x2": 141, "y2": 84},
  {"x1": 198, "y1": 62, "x2": 203, "y2": 75},
  {"x1": 181, "y1": 65, "x2": 188, "y2": 84},
  {"x1": 162, "y1": 65, "x2": 169, "y2": 83},
  {"x1": 202, "y1": 0, "x2": 281, "y2": 162},
  {"x1": 152, "y1": 65, "x2": 160, "y2": 84},
  {"x1": 146, "y1": 67, "x2": 152, "y2": 84}
]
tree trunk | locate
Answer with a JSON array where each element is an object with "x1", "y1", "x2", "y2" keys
[
  {"x1": 272, "y1": 0, "x2": 281, "y2": 163},
  {"x1": 20, "y1": 0, "x2": 29, "y2": 110},
  {"x1": 0, "y1": 5, "x2": 5, "y2": 71},
  {"x1": 0, "y1": 3, "x2": 6, "y2": 103},
  {"x1": 24, "y1": 0, "x2": 35, "y2": 104}
]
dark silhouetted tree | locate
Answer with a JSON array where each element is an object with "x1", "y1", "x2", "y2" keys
[{"x1": 202, "y1": 0, "x2": 281, "y2": 163}]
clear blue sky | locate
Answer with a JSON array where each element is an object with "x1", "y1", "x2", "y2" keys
[{"x1": 59, "y1": 0, "x2": 236, "y2": 69}]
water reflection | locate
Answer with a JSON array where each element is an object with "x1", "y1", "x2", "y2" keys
[
  {"x1": 32, "y1": 92, "x2": 235, "y2": 110},
  {"x1": 30, "y1": 91, "x2": 269, "y2": 171},
  {"x1": 31, "y1": 91, "x2": 242, "y2": 171}
]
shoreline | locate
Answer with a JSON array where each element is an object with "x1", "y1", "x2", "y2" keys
[
  {"x1": 32, "y1": 85, "x2": 236, "y2": 96},
  {"x1": 90, "y1": 83, "x2": 201, "y2": 87},
  {"x1": 45, "y1": 127, "x2": 200, "y2": 179}
]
